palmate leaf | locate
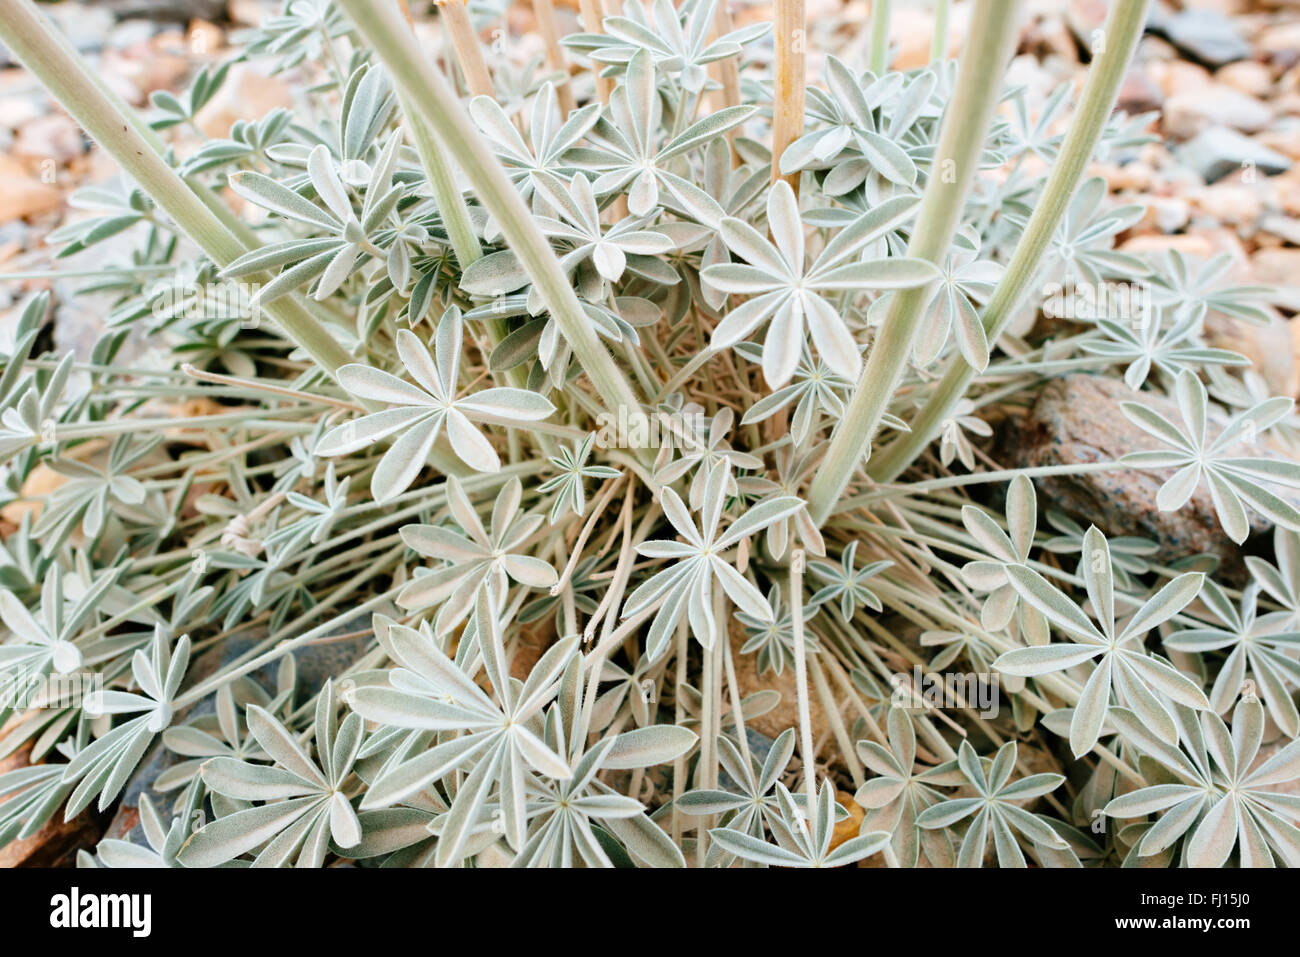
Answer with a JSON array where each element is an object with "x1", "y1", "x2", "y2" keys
[
  {"x1": 995, "y1": 528, "x2": 1207, "y2": 757},
  {"x1": 350, "y1": 596, "x2": 577, "y2": 865},
  {"x1": 855, "y1": 708, "x2": 960, "y2": 867},
  {"x1": 702, "y1": 183, "x2": 935, "y2": 386},
  {"x1": 621, "y1": 459, "x2": 804, "y2": 659},
  {"x1": 396, "y1": 476, "x2": 557, "y2": 634},
  {"x1": 317, "y1": 310, "x2": 555, "y2": 500},
  {"x1": 179, "y1": 681, "x2": 364, "y2": 868},
  {"x1": 1164, "y1": 580, "x2": 1300, "y2": 737},
  {"x1": 916, "y1": 740, "x2": 1067, "y2": 868},
  {"x1": 1105, "y1": 697, "x2": 1300, "y2": 867},
  {"x1": 710, "y1": 779, "x2": 891, "y2": 868},
  {"x1": 1121, "y1": 370, "x2": 1300, "y2": 544}
]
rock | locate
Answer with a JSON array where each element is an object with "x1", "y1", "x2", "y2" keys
[
  {"x1": 194, "y1": 64, "x2": 292, "y2": 139},
  {"x1": 1065, "y1": 0, "x2": 1108, "y2": 48},
  {"x1": 1117, "y1": 65, "x2": 1165, "y2": 114},
  {"x1": 0, "y1": 95, "x2": 41, "y2": 130},
  {"x1": 227, "y1": 0, "x2": 272, "y2": 26},
  {"x1": 1005, "y1": 374, "x2": 1300, "y2": 571},
  {"x1": 12, "y1": 113, "x2": 85, "y2": 165},
  {"x1": 1259, "y1": 21, "x2": 1300, "y2": 58},
  {"x1": 1176, "y1": 126, "x2": 1293, "y2": 183},
  {"x1": 0, "y1": 162, "x2": 61, "y2": 221},
  {"x1": 45, "y1": 3, "x2": 116, "y2": 54},
  {"x1": 1205, "y1": 312, "x2": 1298, "y2": 398},
  {"x1": 1133, "y1": 195, "x2": 1191, "y2": 234},
  {"x1": 1215, "y1": 60, "x2": 1274, "y2": 98},
  {"x1": 1259, "y1": 213, "x2": 1300, "y2": 246},
  {"x1": 1162, "y1": 85, "x2": 1272, "y2": 140},
  {"x1": 1151, "y1": 6, "x2": 1251, "y2": 67},
  {"x1": 186, "y1": 19, "x2": 225, "y2": 56},
  {"x1": 1257, "y1": 121, "x2": 1300, "y2": 162},
  {"x1": 888, "y1": 3, "x2": 970, "y2": 70},
  {"x1": 1151, "y1": 58, "x2": 1213, "y2": 98},
  {"x1": 829, "y1": 790, "x2": 864, "y2": 851},
  {"x1": 0, "y1": 461, "x2": 68, "y2": 525},
  {"x1": 1189, "y1": 181, "x2": 1263, "y2": 226},
  {"x1": 1020, "y1": 13, "x2": 1080, "y2": 65},
  {"x1": 1103, "y1": 158, "x2": 1158, "y2": 192},
  {"x1": 1119, "y1": 231, "x2": 1216, "y2": 259},
  {"x1": 98, "y1": 0, "x2": 228, "y2": 23},
  {"x1": 1252, "y1": 248, "x2": 1300, "y2": 312},
  {"x1": 107, "y1": 19, "x2": 158, "y2": 51}
]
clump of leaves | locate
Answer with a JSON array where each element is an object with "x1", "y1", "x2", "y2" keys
[{"x1": 0, "y1": 0, "x2": 1298, "y2": 871}]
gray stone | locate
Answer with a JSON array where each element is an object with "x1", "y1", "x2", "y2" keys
[
  {"x1": 1151, "y1": 7, "x2": 1251, "y2": 67},
  {"x1": 1176, "y1": 126, "x2": 1293, "y2": 184},
  {"x1": 1003, "y1": 374, "x2": 1300, "y2": 575}
]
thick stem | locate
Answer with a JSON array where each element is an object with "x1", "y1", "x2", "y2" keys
[
  {"x1": 930, "y1": 0, "x2": 949, "y2": 62},
  {"x1": 867, "y1": 0, "x2": 891, "y2": 74},
  {"x1": 0, "y1": 0, "x2": 354, "y2": 376},
  {"x1": 867, "y1": 0, "x2": 1150, "y2": 483},
  {"x1": 338, "y1": 0, "x2": 646, "y2": 425},
  {"x1": 771, "y1": 0, "x2": 806, "y2": 190},
  {"x1": 397, "y1": 88, "x2": 482, "y2": 270},
  {"x1": 805, "y1": 0, "x2": 1021, "y2": 525},
  {"x1": 438, "y1": 0, "x2": 494, "y2": 98}
]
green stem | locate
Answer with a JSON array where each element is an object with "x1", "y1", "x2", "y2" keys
[
  {"x1": 806, "y1": 0, "x2": 1022, "y2": 525},
  {"x1": 336, "y1": 0, "x2": 646, "y2": 428},
  {"x1": 397, "y1": 87, "x2": 482, "y2": 271},
  {"x1": 867, "y1": 0, "x2": 1150, "y2": 483},
  {"x1": 0, "y1": 0, "x2": 355, "y2": 377},
  {"x1": 867, "y1": 0, "x2": 892, "y2": 74},
  {"x1": 930, "y1": 0, "x2": 949, "y2": 62}
]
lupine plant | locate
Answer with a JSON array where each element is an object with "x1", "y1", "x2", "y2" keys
[{"x1": 1, "y1": 0, "x2": 1299, "y2": 869}]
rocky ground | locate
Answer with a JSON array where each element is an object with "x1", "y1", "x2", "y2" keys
[
  {"x1": 2, "y1": 0, "x2": 1300, "y2": 864},
  {"x1": 2, "y1": 0, "x2": 1300, "y2": 361}
]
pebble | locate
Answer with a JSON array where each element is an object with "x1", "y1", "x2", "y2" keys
[
  {"x1": 12, "y1": 113, "x2": 85, "y2": 165},
  {"x1": 1162, "y1": 84, "x2": 1273, "y2": 140},
  {"x1": 1176, "y1": 125, "x2": 1293, "y2": 183},
  {"x1": 1216, "y1": 59, "x2": 1274, "y2": 97},
  {"x1": 194, "y1": 63, "x2": 293, "y2": 139},
  {"x1": 1152, "y1": 6, "x2": 1252, "y2": 67}
]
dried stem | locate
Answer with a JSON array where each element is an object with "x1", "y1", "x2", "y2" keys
[
  {"x1": 771, "y1": 0, "x2": 806, "y2": 190},
  {"x1": 789, "y1": 549, "x2": 817, "y2": 807},
  {"x1": 437, "y1": 0, "x2": 495, "y2": 98},
  {"x1": 578, "y1": 0, "x2": 614, "y2": 105},
  {"x1": 534, "y1": 0, "x2": 577, "y2": 113}
]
